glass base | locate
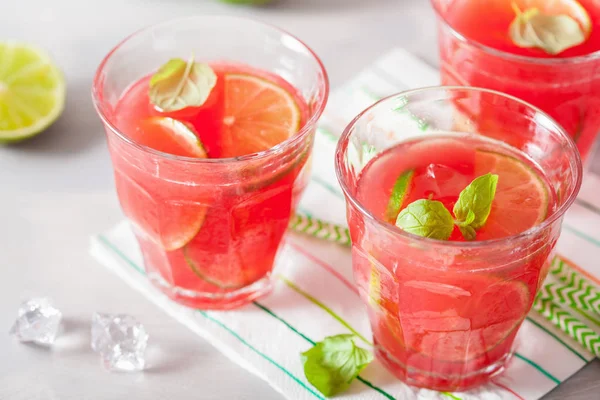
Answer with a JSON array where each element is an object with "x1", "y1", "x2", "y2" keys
[
  {"x1": 374, "y1": 345, "x2": 511, "y2": 392},
  {"x1": 148, "y1": 273, "x2": 273, "y2": 310}
]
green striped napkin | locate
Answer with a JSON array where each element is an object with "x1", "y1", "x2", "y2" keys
[{"x1": 91, "y1": 49, "x2": 599, "y2": 400}]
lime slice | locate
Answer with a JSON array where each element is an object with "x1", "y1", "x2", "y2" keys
[
  {"x1": 139, "y1": 117, "x2": 208, "y2": 158},
  {"x1": 385, "y1": 170, "x2": 414, "y2": 223},
  {"x1": 368, "y1": 263, "x2": 381, "y2": 307},
  {"x1": 183, "y1": 247, "x2": 248, "y2": 290},
  {"x1": 474, "y1": 150, "x2": 550, "y2": 240},
  {"x1": 0, "y1": 42, "x2": 65, "y2": 142},
  {"x1": 220, "y1": 73, "x2": 302, "y2": 157},
  {"x1": 115, "y1": 168, "x2": 208, "y2": 252},
  {"x1": 115, "y1": 117, "x2": 208, "y2": 251}
]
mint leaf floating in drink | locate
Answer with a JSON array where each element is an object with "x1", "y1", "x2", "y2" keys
[
  {"x1": 454, "y1": 210, "x2": 478, "y2": 240},
  {"x1": 301, "y1": 334, "x2": 373, "y2": 397},
  {"x1": 396, "y1": 199, "x2": 455, "y2": 240},
  {"x1": 385, "y1": 170, "x2": 414, "y2": 222},
  {"x1": 394, "y1": 173, "x2": 498, "y2": 241},
  {"x1": 453, "y1": 173, "x2": 498, "y2": 240},
  {"x1": 454, "y1": 173, "x2": 498, "y2": 229},
  {"x1": 149, "y1": 56, "x2": 217, "y2": 112},
  {"x1": 509, "y1": 2, "x2": 590, "y2": 55}
]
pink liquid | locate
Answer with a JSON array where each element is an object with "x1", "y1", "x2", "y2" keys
[
  {"x1": 350, "y1": 135, "x2": 557, "y2": 390},
  {"x1": 107, "y1": 63, "x2": 311, "y2": 309},
  {"x1": 434, "y1": 0, "x2": 600, "y2": 160}
]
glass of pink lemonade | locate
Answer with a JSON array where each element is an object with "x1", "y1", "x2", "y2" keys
[
  {"x1": 335, "y1": 87, "x2": 582, "y2": 391},
  {"x1": 92, "y1": 16, "x2": 328, "y2": 309},
  {"x1": 431, "y1": 0, "x2": 600, "y2": 162}
]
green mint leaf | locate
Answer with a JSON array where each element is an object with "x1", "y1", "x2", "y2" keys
[
  {"x1": 149, "y1": 56, "x2": 217, "y2": 112},
  {"x1": 453, "y1": 173, "x2": 499, "y2": 236},
  {"x1": 149, "y1": 59, "x2": 186, "y2": 87},
  {"x1": 509, "y1": 4, "x2": 587, "y2": 55},
  {"x1": 385, "y1": 170, "x2": 414, "y2": 222},
  {"x1": 458, "y1": 225, "x2": 477, "y2": 241},
  {"x1": 395, "y1": 199, "x2": 454, "y2": 240},
  {"x1": 455, "y1": 209, "x2": 476, "y2": 227},
  {"x1": 301, "y1": 334, "x2": 373, "y2": 397}
]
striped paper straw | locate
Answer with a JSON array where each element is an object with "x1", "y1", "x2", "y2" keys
[
  {"x1": 288, "y1": 213, "x2": 351, "y2": 247},
  {"x1": 550, "y1": 258, "x2": 600, "y2": 315},
  {"x1": 534, "y1": 284, "x2": 600, "y2": 357}
]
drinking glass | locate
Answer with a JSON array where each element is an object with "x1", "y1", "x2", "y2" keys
[
  {"x1": 335, "y1": 87, "x2": 582, "y2": 391},
  {"x1": 92, "y1": 16, "x2": 329, "y2": 309},
  {"x1": 431, "y1": 0, "x2": 600, "y2": 163}
]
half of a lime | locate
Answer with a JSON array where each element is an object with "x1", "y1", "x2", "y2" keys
[{"x1": 0, "y1": 42, "x2": 66, "y2": 143}]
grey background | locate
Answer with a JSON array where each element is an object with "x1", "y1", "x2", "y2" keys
[{"x1": 0, "y1": 0, "x2": 598, "y2": 399}]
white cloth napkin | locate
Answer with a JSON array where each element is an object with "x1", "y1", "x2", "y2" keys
[{"x1": 91, "y1": 49, "x2": 599, "y2": 400}]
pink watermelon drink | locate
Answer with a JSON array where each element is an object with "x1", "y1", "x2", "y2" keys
[
  {"x1": 92, "y1": 17, "x2": 328, "y2": 309},
  {"x1": 432, "y1": 0, "x2": 600, "y2": 162},
  {"x1": 335, "y1": 87, "x2": 582, "y2": 391}
]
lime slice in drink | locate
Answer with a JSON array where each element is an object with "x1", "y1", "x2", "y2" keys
[
  {"x1": 0, "y1": 42, "x2": 66, "y2": 143},
  {"x1": 117, "y1": 117, "x2": 208, "y2": 251},
  {"x1": 220, "y1": 73, "x2": 302, "y2": 157},
  {"x1": 475, "y1": 150, "x2": 550, "y2": 240},
  {"x1": 139, "y1": 117, "x2": 208, "y2": 158},
  {"x1": 183, "y1": 246, "x2": 250, "y2": 290},
  {"x1": 385, "y1": 170, "x2": 414, "y2": 223},
  {"x1": 178, "y1": 72, "x2": 303, "y2": 289}
]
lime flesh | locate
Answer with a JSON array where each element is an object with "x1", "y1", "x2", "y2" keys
[{"x1": 0, "y1": 42, "x2": 66, "y2": 143}]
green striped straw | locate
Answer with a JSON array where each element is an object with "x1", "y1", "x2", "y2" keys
[
  {"x1": 534, "y1": 284, "x2": 600, "y2": 357},
  {"x1": 288, "y1": 213, "x2": 600, "y2": 357},
  {"x1": 550, "y1": 258, "x2": 600, "y2": 316},
  {"x1": 288, "y1": 213, "x2": 351, "y2": 247}
]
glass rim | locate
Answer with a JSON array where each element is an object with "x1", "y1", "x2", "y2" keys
[
  {"x1": 91, "y1": 15, "x2": 329, "y2": 165},
  {"x1": 431, "y1": 0, "x2": 600, "y2": 65},
  {"x1": 335, "y1": 85, "x2": 583, "y2": 249}
]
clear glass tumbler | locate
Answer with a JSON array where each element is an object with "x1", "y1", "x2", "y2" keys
[
  {"x1": 431, "y1": 0, "x2": 600, "y2": 163},
  {"x1": 92, "y1": 16, "x2": 328, "y2": 310},
  {"x1": 335, "y1": 87, "x2": 582, "y2": 391}
]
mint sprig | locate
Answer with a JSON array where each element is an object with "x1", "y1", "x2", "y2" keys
[
  {"x1": 149, "y1": 56, "x2": 217, "y2": 112},
  {"x1": 508, "y1": 3, "x2": 587, "y2": 56},
  {"x1": 395, "y1": 173, "x2": 499, "y2": 241},
  {"x1": 396, "y1": 199, "x2": 455, "y2": 240},
  {"x1": 453, "y1": 173, "x2": 498, "y2": 231},
  {"x1": 301, "y1": 334, "x2": 373, "y2": 397}
]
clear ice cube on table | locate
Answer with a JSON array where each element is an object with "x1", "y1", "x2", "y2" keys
[
  {"x1": 91, "y1": 312, "x2": 149, "y2": 372},
  {"x1": 9, "y1": 298, "x2": 62, "y2": 345}
]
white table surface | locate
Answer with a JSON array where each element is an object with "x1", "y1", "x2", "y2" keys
[{"x1": 1, "y1": 1, "x2": 598, "y2": 399}]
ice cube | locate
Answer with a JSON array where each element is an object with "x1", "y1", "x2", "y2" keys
[
  {"x1": 9, "y1": 298, "x2": 62, "y2": 345},
  {"x1": 91, "y1": 312, "x2": 148, "y2": 372}
]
